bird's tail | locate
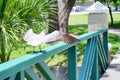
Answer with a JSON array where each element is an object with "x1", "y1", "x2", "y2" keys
[{"x1": 60, "y1": 33, "x2": 80, "y2": 44}]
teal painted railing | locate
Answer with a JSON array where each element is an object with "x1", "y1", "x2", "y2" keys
[{"x1": 0, "y1": 28, "x2": 108, "y2": 80}]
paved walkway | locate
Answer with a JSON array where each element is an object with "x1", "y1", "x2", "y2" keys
[
  {"x1": 100, "y1": 28, "x2": 120, "y2": 80},
  {"x1": 100, "y1": 50, "x2": 120, "y2": 80},
  {"x1": 108, "y1": 28, "x2": 120, "y2": 36}
]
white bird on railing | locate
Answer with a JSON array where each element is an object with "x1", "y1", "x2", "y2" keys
[
  {"x1": 23, "y1": 28, "x2": 79, "y2": 52},
  {"x1": 23, "y1": 29, "x2": 61, "y2": 46},
  {"x1": 23, "y1": 28, "x2": 79, "y2": 45}
]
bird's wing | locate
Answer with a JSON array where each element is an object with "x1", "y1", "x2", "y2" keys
[
  {"x1": 43, "y1": 30, "x2": 61, "y2": 44},
  {"x1": 23, "y1": 29, "x2": 38, "y2": 42},
  {"x1": 42, "y1": 30, "x2": 79, "y2": 44},
  {"x1": 60, "y1": 33, "x2": 79, "y2": 44},
  {"x1": 23, "y1": 29, "x2": 46, "y2": 42}
]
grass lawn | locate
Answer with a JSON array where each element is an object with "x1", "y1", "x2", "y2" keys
[
  {"x1": 69, "y1": 14, "x2": 88, "y2": 25},
  {"x1": 69, "y1": 13, "x2": 120, "y2": 28},
  {"x1": 108, "y1": 33, "x2": 120, "y2": 58}
]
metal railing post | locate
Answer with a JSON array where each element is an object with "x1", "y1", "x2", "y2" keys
[{"x1": 68, "y1": 46, "x2": 77, "y2": 80}]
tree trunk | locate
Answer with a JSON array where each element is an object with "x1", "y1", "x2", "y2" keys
[
  {"x1": 106, "y1": 0, "x2": 114, "y2": 27},
  {"x1": 108, "y1": 5, "x2": 114, "y2": 27},
  {"x1": 0, "y1": 34, "x2": 7, "y2": 63},
  {"x1": 58, "y1": 0, "x2": 76, "y2": 32},
  {"x1": 47, "y1": 0, "x2": 76, "y2": 33},
  {"x1": 0, "y1": 0, "x2": 7, "y2": 63}
]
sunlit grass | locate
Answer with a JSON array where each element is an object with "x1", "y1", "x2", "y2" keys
[
  {"x1": 108, "y1": 33, "x2": 120, "y2": 59},
  {"x1": 69, "y1": 13, "x2": 120, "y2": 29},
  {"x1": 10, "y1": 44, "x2": 51, "y2": 60},
  {"x1": 108, "y1": 13, "x2": 120, "y2": 22},
  {"x1": 69, "y1": 14, "x2": 88, "y2": 25}
]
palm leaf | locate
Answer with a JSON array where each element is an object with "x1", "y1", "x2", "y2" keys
[{"x1": 0, "y1": 0, "x2": 55, "y2": 63}]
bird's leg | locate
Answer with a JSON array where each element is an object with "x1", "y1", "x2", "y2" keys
[
  {"x1": 39, "y1": 46, "x2": 43, "y2": 52},
  {"x1": 33, "y1": 46, "x2": 43, "y2": 53},
  {"x1": 39, "y1": 46, "x2": 41, "y2": 51},
  {"x1": 33, "y1": 46, "x2": 36, "y2": 53}
]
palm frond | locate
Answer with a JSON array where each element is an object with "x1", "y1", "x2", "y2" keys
[{"x1": 0, "y1": 0, "x2": 55, "y2": 62}]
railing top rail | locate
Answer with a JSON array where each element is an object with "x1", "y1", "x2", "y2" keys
[{"x1": 0, "y1": 28, "x2": 108, "y2": 79}]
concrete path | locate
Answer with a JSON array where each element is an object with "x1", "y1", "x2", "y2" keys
[
  {"x1": 108, "y1": 28, "x2": 120, "y2": 36},
  {"x1": 100, "y1": 50, "x2": 120, "y2": 80}
]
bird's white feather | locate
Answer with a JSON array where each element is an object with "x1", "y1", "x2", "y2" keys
[
  {"x1": 23, "y1": 29, "x2": 46, "y2": 46},
  {"x1": 23, "y1": 28, "x2": 61, "y2": 46},
  {"x1": 43, "y1": 30, "x2": 60, "y2": 43}
]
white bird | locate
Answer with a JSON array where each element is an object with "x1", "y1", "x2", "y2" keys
[{"x1": 23, "y1": 28, "x2": 79, "y2": 47}]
